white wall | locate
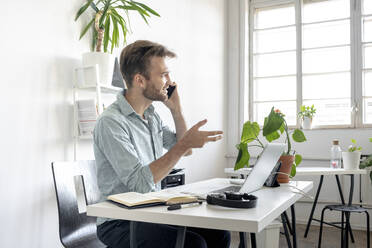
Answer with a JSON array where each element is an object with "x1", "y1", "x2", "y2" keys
[
  {"x1": 0, "y1": 0, "x2": 227, "y2": 247},
  {"x1": 124, "y1": 0, "x2": 228, "y2": 183}
]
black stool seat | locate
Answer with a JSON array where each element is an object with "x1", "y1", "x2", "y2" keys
[
  {"x1": 325, "y1": 204, "x2": 368, "y2": 213},
  {"x1": 318, "y1": 204, "x2": 370, "y2": 248}
]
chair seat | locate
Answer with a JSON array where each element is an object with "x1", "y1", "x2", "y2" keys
[
  {"x1": 65, "y1": 235, "x2": 106, "y2": 248},
  {"x1": 325, "y1": 204, "x2": 368, "y2": 213}
]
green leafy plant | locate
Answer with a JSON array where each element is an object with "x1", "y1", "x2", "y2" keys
[
  {"x1": 235, "y1": 107, "x2": 307, "y2": 177},
  {"x1": 298, "y1": 104, "x2": 316, "y2": 119},
  {"x1": 348, "y1": 139, "x2": 362, "y2": 152},
  {"x1": 75, "y1": 0, "x2": 160, "y2": 53},
  {"x1": 359, "y1": 138, "x2": 372, "y2": 183}
]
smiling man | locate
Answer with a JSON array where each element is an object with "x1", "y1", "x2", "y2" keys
[{"x1": 93, "y1": 40, "x2": 230, "y2": 248}]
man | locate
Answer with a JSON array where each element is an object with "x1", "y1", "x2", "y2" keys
[{"x1": 93, "y1": 40, "x2": 230, "y2": 248}]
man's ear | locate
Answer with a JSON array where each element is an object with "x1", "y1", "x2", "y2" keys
[{"x1": 133, "y1": 73, "x2": 146, "y2": 89}]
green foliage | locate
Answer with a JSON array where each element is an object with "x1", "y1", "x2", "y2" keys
[
  {"x1": 291, "y1": 164, "x2": 297, "y2": 177},
  {"x1": 75, "y1": 0, "x2": 160, "y2": 53},
  {"x1": 295, "y1": 154, "x2": 302, "y2": 166},
  {"x1": 241, "y1": 121, "x2": 260, "y2": 143},
  {"x1": 360, "y1": 156, "x2": 372, "y2": 169},
  {"x1": 293, "y1": 129, "x2": 307, "y2": 143},
  {"x1": 235, "y1": 143, "x2": 250, "y2": 170},
  {"x1": 360, "y1": 138, "x2": 372, "y2": 184},
  {"x1": 291, "y1": 154, "x2": 302, "y2": 177},
  {"x1": 234, "y1": 107, "x2": 307, "y2": 176},
  {"x1": 265, "y1": 131, "x2": 280, "y2": 142},
  {"x1": 298, "y1": 104, "x2": 316, "y2": 119},
  {"x1": 263, "y1": 108, "x2": 284, "y2": 136},
  {"x1": 348, "y1": 138, "x2": 362, "y2": 152}
]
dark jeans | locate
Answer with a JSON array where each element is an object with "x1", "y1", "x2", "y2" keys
[{"x1": 97, "y1": 220, "x2": 231, "y2": 248}]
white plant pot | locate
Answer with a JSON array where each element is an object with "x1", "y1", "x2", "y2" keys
[
  {"x1": 302, "y1": 117, "x2": 312, "y2": 129},
  {"x1": 342, "y1": 151, "x2": 362, "y2": 170},
  {"x1": 82, "y1": 52, "x2": 115, "y2": 86}
]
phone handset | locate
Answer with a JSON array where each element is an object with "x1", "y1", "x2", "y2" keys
[{"x1": 167, "y1": 85, "x2": 176, "y2": 98}]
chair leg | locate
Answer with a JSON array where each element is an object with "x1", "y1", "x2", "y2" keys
[
  {"x1": 347, "y1": 218, "x2": 355, "y2": 243},
  {"x1": 341, "y1": 212, "x2": 344, "y2": 248},
  {"x1": 239, "y1": 232, "x2": 247, "y2": 248},
  {"x1": 175, "y1": 226, "x2": 187, "y2": 248},
  {"x1": 366, "y1": 211, "x2": 370, "y2": 248},
  {"x1": 130, "y1": 221, "x2": 137, "y2": 248},
  {"x1": 345, "y1": 212, "x2": 349, "y2": 248},
  {"x1": 318, "y1": 207, "x2": 327, "y2": 248}
]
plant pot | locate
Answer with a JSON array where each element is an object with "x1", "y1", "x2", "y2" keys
[
  {"x1": 302, "y1": 117, "x2": 312, "y2": 130},
  {"x1": 277, "y1": 155, "x2": 295, "y2": 184},
  {"x1": 82, "y1": 52, "x2": 115, "y2": 86},
  {"x1": 342, "y1": 151, "x2": 362, "y2": 170}
]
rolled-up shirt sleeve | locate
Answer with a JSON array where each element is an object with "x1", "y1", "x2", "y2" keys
[
  {"x1": 157, "y1": 116, "x2": 177, "y2": 150},
  {"x1": 95, "y1": 117, "x2": 155, "y2": 193},
  {"x1": 162, "y1": 125, "x2": 177, "y2": 150}
]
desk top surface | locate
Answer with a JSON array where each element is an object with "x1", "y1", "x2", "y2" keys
[
  {"x1": 87, "y1": 178, "x2": 312, "y2": 233},
  {"x1": 225, "y1": 167, "x2": 367, "y2": 176}
]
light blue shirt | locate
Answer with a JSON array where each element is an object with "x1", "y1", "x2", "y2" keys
[{"x1": 93, "y1": 91, "x2": 177, "y2": 225}]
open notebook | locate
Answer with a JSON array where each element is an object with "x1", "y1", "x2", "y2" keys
[{"x1": 108, "y1": 191, "x2": 198, "y2": 209}]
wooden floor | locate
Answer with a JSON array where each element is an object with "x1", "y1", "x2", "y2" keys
[{"x1": 230, "y1": 224, "x2": 371, "y2": 248}]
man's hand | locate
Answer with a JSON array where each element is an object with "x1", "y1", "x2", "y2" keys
[
  {"x1": 149, "y1": 119, "x2": 223, "y2": 183},
  {"x1": 180, "y1": 119, "x2": 223, "y2": 149},
  {"x1": 163, "y1": 81, "x2": 181, "y2": 112}
]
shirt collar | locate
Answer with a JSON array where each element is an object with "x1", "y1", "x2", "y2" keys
[{"x1": 117, "y1": 90, "x2": 155, "y2": 117}]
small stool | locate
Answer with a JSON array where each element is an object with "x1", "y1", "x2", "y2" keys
[{"x1": 318, "y1": 204, "x2": 370, "y2": 248}]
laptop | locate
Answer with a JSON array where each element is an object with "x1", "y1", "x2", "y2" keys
[{"x1": 211, "y1": 143, "x2": 286, "y2": 194}]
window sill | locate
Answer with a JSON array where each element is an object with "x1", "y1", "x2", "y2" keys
[{"x1": 288, "y1": 126, "x2": 372, "y2": 131}]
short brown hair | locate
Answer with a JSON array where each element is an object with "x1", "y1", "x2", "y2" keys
[{"x1": 120, "y1": 40, "x2": 176, "y2": 88}]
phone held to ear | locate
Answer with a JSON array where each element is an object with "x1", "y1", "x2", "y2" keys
[{"x1": 167, "y1": 85, "x2": 176, "y2": 98}]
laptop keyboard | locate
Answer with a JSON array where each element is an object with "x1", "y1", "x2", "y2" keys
[{"x1": 210, "y1": 185, "x2": 242, "y2": 194}]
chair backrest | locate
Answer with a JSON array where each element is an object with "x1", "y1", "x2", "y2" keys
[{"x1": 52, "y1": 160, "x2": 105, "y2": 248}]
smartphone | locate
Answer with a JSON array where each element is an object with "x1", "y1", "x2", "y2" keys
[{"x1": 167, "y1": 85, "x2": 176, "y2": 98}]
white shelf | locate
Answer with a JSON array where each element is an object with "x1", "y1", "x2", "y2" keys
[
  {"x1": 75, "y1": 134, "x2": 93, "y2": 140},
  {"x1": 73, "y1": 62, "x2": 125, "y2": 160},
  {"x1": 74, "y1": 84, "x2": 123, "y2": 94},
  {"x1": 74, "y1": 65, "x2": 124, "y2": 94}
]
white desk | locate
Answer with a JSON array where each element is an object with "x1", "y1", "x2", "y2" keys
[
  {"x1": 225, "y1": 167, "x2": 367, "y2": 240},
  {"x1": 87, "y1": 178, "x2": 313, "y2": 248},
  {"x1": 225, "y1": 167, "x2": 367, "y2": 177}
]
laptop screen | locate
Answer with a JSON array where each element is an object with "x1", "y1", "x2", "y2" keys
[{"x1": 239, "y1": 143, "x2": 286, "y2": 194}]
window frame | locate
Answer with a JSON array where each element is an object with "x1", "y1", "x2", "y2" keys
[{"x1": 247, "y1": 0, "x2": 371, "y2": 129}]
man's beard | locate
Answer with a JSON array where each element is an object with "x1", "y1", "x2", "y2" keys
[{"x1": 143, "y1": 83, "x2": 167, "y2": 101}]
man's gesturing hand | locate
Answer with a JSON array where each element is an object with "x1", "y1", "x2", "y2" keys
[{"x1": 180, "y1": 119, "x2": 223, "y2": 149}]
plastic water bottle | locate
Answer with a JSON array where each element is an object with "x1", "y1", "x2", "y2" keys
[{"x1": 330, "y1": 139, "x2": 342, "y2": 169}]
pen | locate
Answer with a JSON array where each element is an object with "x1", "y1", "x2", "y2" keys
[{"x1": 167, "y1": 201, "x2": 203, "y2": 211}]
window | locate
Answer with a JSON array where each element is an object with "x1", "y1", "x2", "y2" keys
[
  {"x1": 251, "y1": 3, "x2": 297, "y2": 125},
  {"x1": 363, "y1": 0, "x2": 372, "y2": 123},
  {"x1": 248, "y1": 0, "x2": 371, "y2": 128}
]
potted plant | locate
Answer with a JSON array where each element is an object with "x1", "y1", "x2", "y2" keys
[
  {"x1": 75, "y1": 0, "x2": 160, "y2": 85},
  {"x1": 235, "y1": 107, "x2": 307, "y2": 183},
  {"x1": 298, "y1": 104, "x2": 316, "y2": 129},
  {"x1": 342, "y1": 139, "x2": 362, "y2": 170},
  {"x1": 360, "y1": 138, "x2": 372, "y2": 182}
]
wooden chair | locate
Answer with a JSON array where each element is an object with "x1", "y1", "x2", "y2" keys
[{"x1": 51, "y1": 160, "x2": 106, "y2": 248}]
